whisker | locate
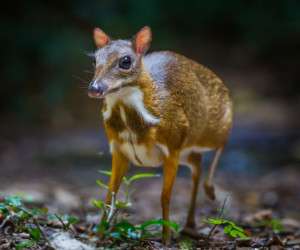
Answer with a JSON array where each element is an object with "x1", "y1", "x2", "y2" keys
[
  {"x1": 84, "y1": 50, "x2": 96, "y2": 58},
  {"x1": 72, "y1": 75, "x2": 90, "y2": 84},
  {"x1": 83, "y1": 70, "x2": 94, "y2": 74}
]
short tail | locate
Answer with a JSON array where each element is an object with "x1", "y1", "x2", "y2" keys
[{"x1": 204, "y1": 148, "x2": 223, "y2": 200}]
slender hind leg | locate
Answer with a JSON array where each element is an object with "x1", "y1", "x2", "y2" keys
[
  {"x1": 183, "y1": 152, "x2": 202, "y2": 230},
  {"x1": 161, "y1": 151, "x2": 179, "y2": 244},
  {"x1": 204, "y1": 147, "x2": 223, "y2": 200}
]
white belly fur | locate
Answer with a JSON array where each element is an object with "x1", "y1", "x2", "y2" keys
[
  {"x1": 119, "y1": 141, "x2": 164, "y2": 167},
  {"x1": 118, "y1": 131, "x2": 213, "y2": 167},
  {"x1": 118, "y1": 130, "x2": 163, "y2": 167}
]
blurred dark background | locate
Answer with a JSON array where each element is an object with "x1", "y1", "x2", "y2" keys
[{"x1": 0, "y1": 0, "x2": 299, "y2": 198}]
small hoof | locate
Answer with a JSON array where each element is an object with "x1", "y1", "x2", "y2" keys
[{"x1": 204, "y1": 182, "x2": 216, "y2": 201}]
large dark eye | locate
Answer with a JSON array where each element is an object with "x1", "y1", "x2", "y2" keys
[{"x1": 118, "y1": 56, "x2": 132, "y2": 70}]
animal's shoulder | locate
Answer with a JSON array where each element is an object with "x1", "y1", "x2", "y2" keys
[{"x1": 143, "y1": 51, "x2": 177, "y2": 86}]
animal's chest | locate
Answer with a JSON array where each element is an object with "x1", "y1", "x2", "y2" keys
[
  {"x1": 105, "y1": 104, "x2": 150, "y2": 138},
  {"x1": 118, "y1": 131, "x2": 163, "y2": 167},
  {"x1": 103, "y1": 94, "x2": 163, "y2": 167}
]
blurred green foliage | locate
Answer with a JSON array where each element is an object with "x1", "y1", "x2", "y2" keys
[{"x1": 0, "y1": 0, "x2": 299, "y2": 127}]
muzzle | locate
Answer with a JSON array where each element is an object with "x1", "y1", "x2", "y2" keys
[{"x1": 88, "y1": 80, "x2": 108, "y2": 98}]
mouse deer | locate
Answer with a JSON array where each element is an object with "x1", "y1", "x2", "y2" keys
[{"x1": 88, "y1": 26, "x2": 233, "y2": 243}]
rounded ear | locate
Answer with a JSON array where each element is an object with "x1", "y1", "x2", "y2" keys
[
  {"x1": 133, "y1": 26, "x2": 152, "y2": 54},
  {"x1": 93, "y1": 27, "x2": 110, "y2": 48}
]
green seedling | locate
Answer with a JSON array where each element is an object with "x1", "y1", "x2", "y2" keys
[
  {"x1": 93, "y1": 171, "x2": 160, "y2": 212},
  {"x1": 255, "y1": 218, "x2": 284, "y2": 234},
  {"x1": 92, "y1": 171, "x2": 179, "y2": 244},
  {"x1": 204, "y1": 217, "x2": 247, "y2": 239}
]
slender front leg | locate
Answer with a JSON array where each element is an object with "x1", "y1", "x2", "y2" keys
[
  {"x1": 99, "y1": 146, "x2": 128, "y2": 237},
  {"x1": 161, "y1": 152, "x2": 179, "y2": 244},
  {"x1": 106, "y1": 147, "x2": 129, "y2": 204}
]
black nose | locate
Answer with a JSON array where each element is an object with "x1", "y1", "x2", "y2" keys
[
  {"x1": 88, "y1": 84, "x2": 101, "y2": 95},
  {"x1": 88, "y1": 81, "x2": 107, "y2": 98}
]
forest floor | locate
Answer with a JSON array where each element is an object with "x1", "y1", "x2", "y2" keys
[
  {"x1": 1, "y1": 129, "x2": 300, "y2": 249},
  {"x1": 1, "y1": 168, "x2": 300, "y2": 249}
]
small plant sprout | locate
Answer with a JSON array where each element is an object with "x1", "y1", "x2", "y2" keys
[
  {"x1": 95, "y1": 171, "x2": 160, "y2": 218},
  {"x1": 92, "y1": 171, "x2": 180, "y2": 243},
  {"x1": 203, "y1": 196, "x2": 247, "y2": 239},
  {"x1": 204, "y1": 218, "x2": 247, "y2": 239},
  {"x1": 268, "y1": 218, "x2": 284, "y2": 233},
  {"x1": 255, "y1": 218, "x2": 284, "y2": 234}
]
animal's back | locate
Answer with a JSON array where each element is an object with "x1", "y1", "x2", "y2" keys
[{"x1": 144, "y1": 51, "x2": 233, "y2": 149}]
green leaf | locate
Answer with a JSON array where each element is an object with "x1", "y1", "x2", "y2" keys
[
  {"x1": 114, "y1": 220, "x2": 140, "y2": 239},
  {"x1": 163, "y1": 220, "x2": 180, "y2": 232},
  {"x1": 65, "y1": 215, "x2": 79, "y2": 226},
  {"x1": 98, "y1": 170, "x2": 112, "y2": 176},
  {"x1": 95, "y1": 219, "x2": 109, "y2": 234},
  {"x1": 16, "y1": 210, "x2": 31, "y2": 221},
  {"x1": 230, "y1": 228, "x2": 247, "y2": 238},
  {"x1": 122, "y1": 176, "x2": 130, "y2": 185},
  {"x1": 127, "y1": 173, "x2": 160, "y2": 184},
  {"x1": 15, "y1": 240, "x2": 35, "y2": 250},
  {"x1": 28, "y1": 227, "x2": 41, "y2": 241},
  {"x1": 223, "y1": 222, "x2": 246, "y2": 238},
  {"x1": 204, "y1": 217, "x2": 247, "y2": 239},
  {"x1": 224, "y1": 224, "x2": 232, "y2": 234},
  {"x1": 96, "y1": 179, "x2": 109, "y2": 190},
  {"x1": 270, "y1": 219, "x2": 284, "y2": 233},
  {"x1": 232, "y1": 224, "x2": 245, "y2": 233},
  {"x1": 255, "y1": 218, "x2": 284, "y2": 233},
  {"x1": 205, "y1": 218, "x2": 224, "y2": 225},
  {"x1": 50, "y1": 214, "x2": 80, "y2": 230},
  {"x1": 92, "y1": 199, "x2": 105, "y2": 209},
  {"x1": 115, "y1": 200, "x2": 131, "y2": 209},
  {"x1": 114, "y1": 220, "x2": 136, "y2": 232},
  {"x1": 139, "y1": 219, "x2": 179, "y2": 232}
]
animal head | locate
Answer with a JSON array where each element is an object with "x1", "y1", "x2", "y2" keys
[{"x1": 88, "y1": 26, "x2": 152, "y2": 99}]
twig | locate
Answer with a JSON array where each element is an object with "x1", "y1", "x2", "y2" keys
[
  {"x1": 53, "y1": 214, "x2": 76, "y2": 235},
  {"x1": 54, "y1": 214, "x2": 67, "y2": 230},
  {"x1": 207, "y1": 195, "x2": 229, "y2": 240}
]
